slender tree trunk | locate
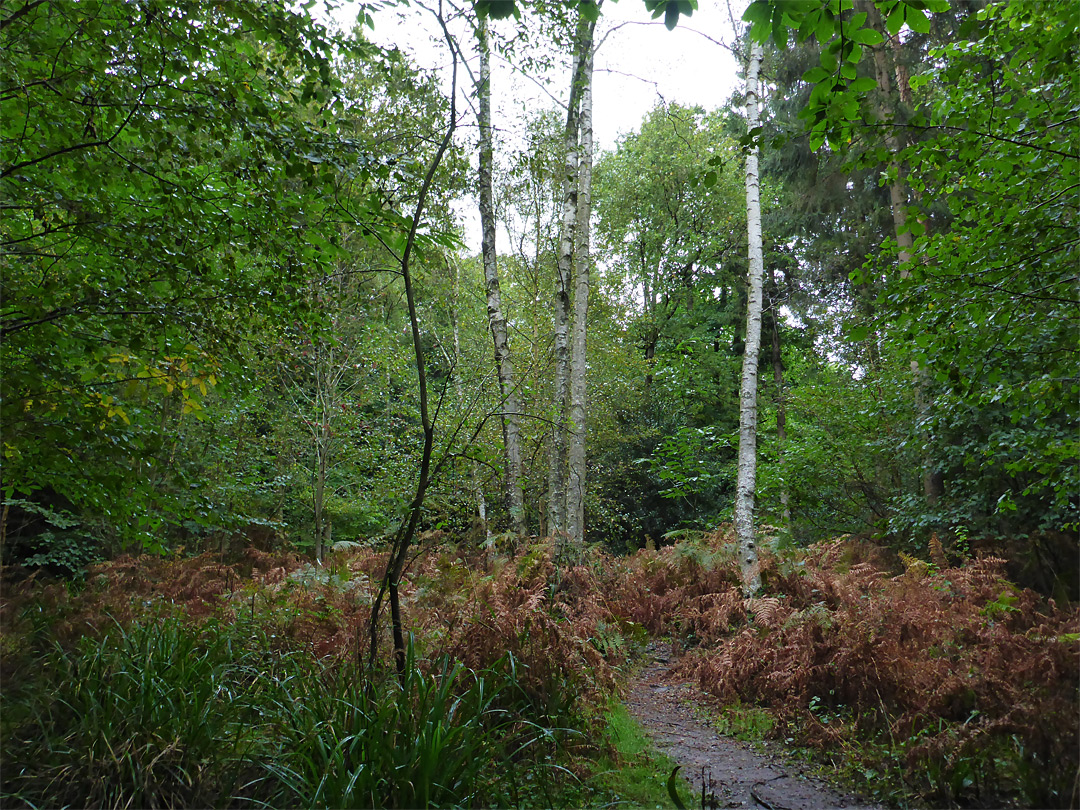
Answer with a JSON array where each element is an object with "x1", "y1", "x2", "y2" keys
[
  {"x1": 550, "y1": 16, "x2": 588, "y2": 543},
  {"x1": 314, "y1": 443, "x2": 327, "y2": 562},
  {"x1": 567, "y1": 17, "x2": 595, "y2": 548},
  {"x1": 868, "y1": 38, "x2": 913, "y2": 266},
  {"x1": 866, "y1": 3, "x2": 943, "y2": 506},
  {"x1": 368, "y1": 7, "x2": 457, "y2": 675},
  {"x1": 735, "y1": 40, "x2": 765, "y2": 597},
  {"x1": 313, "y1": 339, "x2": 331, "y2": 564},
  {"x1": 477, "y1": 17, "x2": 526, "y2": 535},
  {"x1": 450, "y1": 256, "x2": 488, "y2": 544}
]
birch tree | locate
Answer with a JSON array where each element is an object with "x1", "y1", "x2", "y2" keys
[
  {"x1": 477, "y1": 16, "x2": 527, "y2": 535},
  {"x1": 735, "y1": 39, "x2": 764, "y2": 596},
  {"x1": 549, "y1": 9, "x2": 589, "y2": 541},
  {"x1": 566, "y1": 10, "x2": 596, "y2": 547}
]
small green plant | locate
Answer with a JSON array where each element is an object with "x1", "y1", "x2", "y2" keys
[
  {"x1": 712, "y1": 700, "x2": 776, "y2": 741},
  {"x1": 2, "y1": 498, "x2": 102, "y2": 575},
  {"x1": 589, "y1": 701, "x2": 692, "y2": 809}
]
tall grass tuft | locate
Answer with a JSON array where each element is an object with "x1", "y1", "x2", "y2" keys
[
  {"x1": 1, "y1": 615, "x2": 560, "y2": 809},
  {"x1": 261, "y1": 641, "x2": 539, "y2": 808},
  {"x1": 2, "y1": 616, "x2": 274, "y2": 808}
]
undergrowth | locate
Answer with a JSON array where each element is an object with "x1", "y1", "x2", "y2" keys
[
  {"x1": 2, "y1": 530, "x2": 1076, "y2": 808},
  {"x1": 630, "y1": 533, "x2": 1080, "y2": 809},
  {"x1": 0, "y1": 542, "x2": 644, "y2": 808}
]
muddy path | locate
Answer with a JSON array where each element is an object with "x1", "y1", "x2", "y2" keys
[{"x1": 624, "y1": 646, "x2": 882, "y2": 810}]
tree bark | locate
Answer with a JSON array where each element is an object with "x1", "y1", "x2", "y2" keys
[
  {"x1": 567, "y1": 15, "x2": 595, "y2": 548},
  {"x1": 477, "y1": 17, "x2": 526, "y2": 536},
  {"x1": 866, "y1": 3, "x2": 943, "y2": 507},
  {"x1": 549, "y1": 14, "x2": 589, "y2": 543},
  {"x1": 450, "y1": 255, "x2": 488, "y2": 545},
  {"x1": 735, "y1": 40, "x2": 765, "y2": 597}
]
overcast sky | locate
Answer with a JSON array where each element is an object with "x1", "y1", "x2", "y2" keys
[{"x1": 324, "y1": 0, "x2": 747, "y2": 249}]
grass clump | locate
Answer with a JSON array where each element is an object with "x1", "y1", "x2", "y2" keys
[
  {"x1": 2, "y1": 615, "x2": 275, "y2": 808},
  {"x1": 263, "y1": 644, "x2": 547, "y2": 808},
  {"x1": 0, "y1": 613, "x2": 580, "y2": 809},
  {"x1": 711, "y1": 699, "x2": 775, "y2": 742},
  {"x1": 591, "y1": 701, "x2": 692, "y2": 809}
]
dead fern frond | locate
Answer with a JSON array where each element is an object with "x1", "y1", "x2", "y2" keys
[
  {"x1": 781, "y1": 602, "x2": 833, "y2": 632},
  {"x1": 929, "y1": 533, "x2": 948, "y2": 569},
  {"x1": 747, "y1": 596, "x2": 783, "y2": 628}
]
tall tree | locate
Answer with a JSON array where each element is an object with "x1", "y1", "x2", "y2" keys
[
  {"x1": 548, "y1": 5, "x2": 595, "y2": 544},
  {"x1": 476, "y1": 15, "x2": 527, "y2": 536},
  {"x1": 566, "y1": 5, "x2": 597, "y2": 547},
  {"x1": 735, "y1": 40, "x2": 765, "y2": 596}
]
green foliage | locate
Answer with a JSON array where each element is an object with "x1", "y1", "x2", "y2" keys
[
  {"x1": 0, "y1": 0, "x2": 469, "y2": 559},
  {"x1": 1, "y1": 498, "x2": 102, "y2": 574},
  {"x1": 1, "y1": 0, "x2": 349, "y2": 543},
  {"x1": 264, "y1": 643, "x2": 539, "y2": 808},
  {"x1": 743, "y1": 0, "x2": 951, "y2": 149},
  {"x1": 877, "y1": 0, "x2": 1079, "y2": 544},
  {"x1": 0, "y1": 610, "x2": 577, "y2": 809},
  {"x1": 2, "y1": 616, "x2": 276, "y2": 808},
  {"x1": 593, "y1": 701, "x2": 692, "y2": 809}
]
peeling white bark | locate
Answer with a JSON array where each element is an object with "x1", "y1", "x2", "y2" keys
[
  {"x1": 736, "y1": 40, "x2": 765, "y2": 596},
  {"x1": 567, "y1": 22, "x2": 594, "y2": 547}
]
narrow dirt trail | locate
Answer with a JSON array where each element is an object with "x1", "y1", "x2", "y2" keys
[{"x1": 624, "y1": 647, "x2": 882, "y2": 810}]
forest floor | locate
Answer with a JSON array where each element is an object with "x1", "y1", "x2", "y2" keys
[{"x1": 625, "y1": 642, "x2": 882, "y2": 810}]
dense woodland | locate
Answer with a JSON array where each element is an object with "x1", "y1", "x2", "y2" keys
[{"x1": 1, "y1": 0, "x2": 1077, "y2": 807}]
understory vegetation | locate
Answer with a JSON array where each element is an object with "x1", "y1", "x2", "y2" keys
[{"x1": 2, "y1": 532, "x2": 1075, "y2": 808}]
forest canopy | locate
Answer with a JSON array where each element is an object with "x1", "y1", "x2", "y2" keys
[{"x1": 2, "y1": 0, "x2": 1076, "y2": 591}]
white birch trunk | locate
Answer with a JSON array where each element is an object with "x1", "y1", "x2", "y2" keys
[
  {"x1": 567, "y1": 20, "x2": 595, "y2": 548},
  {"x1": 477, "y1": 17, "x2": 526, "y2": 535},
  {"x1": 736, "y1": 40, "x2": 765, "y2": 596},
  {"x1": 549, "y1": 22, "x2": 585, "y2": 542}
]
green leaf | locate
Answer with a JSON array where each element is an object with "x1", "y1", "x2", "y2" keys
[
  {"x1": 885, "y1": 7, "x2": 905, "y2": 35},
  {"x1": 905, "y1": 7, "x2": 931, "y2": 34},
  {"x1": 742, "y1": 0, "x2": 771, "y2": 28},
  {"x1": 665, "y1": 3, "x2": 680, "y2": 30},
  {"x1": 475, "y1": 0, "x2": 519, "y2": 20},
  {"x1": 851, "y1": 27, "x2": 883, "y2": 46},
  {"x1": 667, "y1": 766, "x2": 687, "y2": 810},
  {"x1": 847, "y1": 324, "x2": 870, "y2": 342}
]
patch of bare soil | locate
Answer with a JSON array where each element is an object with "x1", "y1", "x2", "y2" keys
[{"x1": 624, "y1": 645, "x2": 882, "y2": 810}]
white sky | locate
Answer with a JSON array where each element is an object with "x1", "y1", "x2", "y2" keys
[{"x1": 323, "y1": 0, "x2": 746, "y2": 249}]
